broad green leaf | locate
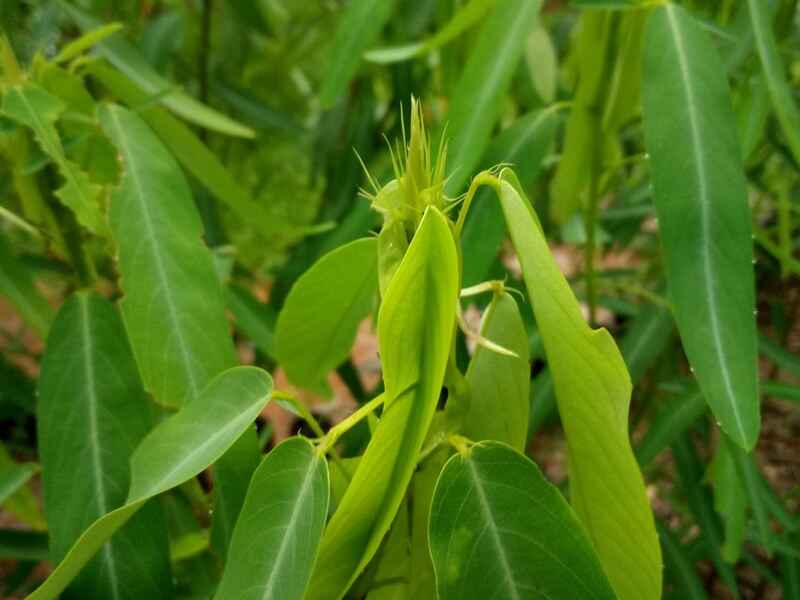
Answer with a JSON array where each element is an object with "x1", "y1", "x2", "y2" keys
[
  {"x1": 0, "y1": 460, "x2": 37, "y2": 506},
  {"x1": 364, "y1": 0, "x2": 494, "y2": 64},
  {"x1": 89, "y1": 64, "x2": 274, "y2": 238},
  {"x1": 635, "y1": 389, "x2": 706, "y2": 467},
  {"x1": 477, "y1": 168, "x2": 661, "y2": 600},
  {"x1": 642, "y1": 4, "x2": 759, "y2": 450},
  {"x1": 99, "y1": 103, "x2": 258, "y2": 554},
  {"x1": 275, "y1": 238, "x2": 377, "y2": 389},
  {"x1": 307, "y1": 207, "x2": 458, "y2": 600},
  {"x1": 429, "y1": 441, "x2": 616, "y2": 600},
  {"x1": 746, "y1": 0, "x2": 800, "y2": 166},
  {"x1": 98, "y1": 103, "x2": 237, "y2": 408},
  {"x1": 214, "y1": 437, "x2": 329, "y2": 600},
  {"x1": 461, "y1": 107, "x2": 558, "y2": 286},
  {"x1": 319, "y1": 0, "x2": 398, "y2": 108},
  {"x1": 29, "y1": 366, "x2": 273, "y2": 600},
  {"x1": 58, "y1": 2, "x2": 254, "y2": 138},
  {"x1": 0, "y1": 234, "x2": 53, "y2": 337},
  {"x1": 462, "y1": 292, "x2": 529, "y2": 452},
  {"x1": 444, "y1": 0, "x2": 540, "y2": 195},
  {"x1": 38, "y1": 292, "x2": 171, "y2": 599},
  {"x1": 2, "y1": 83, "x2": 105, "y2": 235}
]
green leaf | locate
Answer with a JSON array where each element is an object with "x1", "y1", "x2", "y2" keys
[
  {"x1": 226, "y1": 284, "x2": 277, "y2": 359},
  {"x1": 307, "y1": 207, "x2": 458, "y2": 600},
  {"x1": 88, "y1": 64, "x2": 274, "y2": 238},
  {"x1": 37, "y1": 293, "x2": 172, "y2": 599},
  {"x1": 319, "y1": 0, "x2": 398, "y2": 108},
  {"x1": 429, "y1": 441, "x2": 616, "y2": 600},
  {"x1": 710, "y1": 438, "x2": 747, "y2": 563},
  {"x1": 57, "y1": 1, "x2": 254, "y2": 138},
  {"x1": 657, "y1": 521, "x2": 707, "y2": 600},
  {"x1": 214, "y1": 437, "x2": 329, "y2": 600},
  {"x1": 444, "y1": 0, "x2": 541, "y2": 195},
  {"x1": 462, "y1": 292, "x2": 529, "y2": 452},
  {"x1": 364, "y1": 0, "x2": 494, "y2": 64},
  {"x1": 28, "y1": 366, "x2": 273, "y2": 600},
  {"x1": 0, "y1": 233, "x2": 53, "y2": 337},
  {"x1": 275, "y1": 238, "x2": 377, "y2": 389},
  {"x1": 746, "y1": 0, "x2": 800, "y2": 166},
  {"x1": 98, "y1": 103, "x2": 237, "y2": 408},
  {"x1": 0, "y1": 461, "x2": 37, "y2": 506},
  {"x1": 53, "y1": 22, "x2": 124, "y2": 64},
  {"x1": 642, "y1": 4, "x2": 759, "y2": 449},
  {"x1": 479, "y1": 168, "x2": 661, "y2": 600},
  {"x1": 1, "y1": 83, "x2": 105, "y2": 235},
  {"x1": 635, "y1": 389, "x2": 706, "y2": 467}
]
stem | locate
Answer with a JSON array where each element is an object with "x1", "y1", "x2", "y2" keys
[{"x1": 316, "y1": 393, "x2": 387, "y2": 456}]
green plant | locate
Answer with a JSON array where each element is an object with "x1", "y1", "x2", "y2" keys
[{"x1": 1, "y1": 0, "x2": 799, "y2": 598}]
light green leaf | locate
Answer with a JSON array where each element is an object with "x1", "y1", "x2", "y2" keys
[
  {"x1": 98, "y1": 103, "x2": 237, "y2": 408},
  {"x1": 307, "y1": 206, "x2": 458, "y2": 600},
  {"x1": 58, "y1": 1, "x2": 254, "y2": 138},
  {"x1": 89, "y1": 64, "x2": 274, "y2": 238},
  {"x1": 37, "y1": 292, "x2": 171, "y2": 599},
  {"x1": 214, "y1": 437, "x2": 329, "y2": 600},
  {"x1": 319, "y1": 0, "x2": 398, "y2": 108},
  {"x1": 275, "y1": 238, "x2": 377, "y2": 389},
  {"x1": 28, "y1": 366, "x2": 273, "y2": 600},
  {"x1": 642, "y1": 4, "x2": 759, "y2": 449},
  {"x1": 746, "y1": 0, "x2": 800, "y2": 166},
  {"x1": 462, "y1": 292, "x2": 529, "y2": 452},
  {"x1": 429, "y1": 441, "x2": 616, "y2": 599},
  {"x1": 469, "y1": 168, "x2": 661, "y2": 600},
  {"x1": 0, "y1": 233, "x2": 53, "y2": 337},
  {"x1": 53, "y1": 22, "x2": 124, "y2": 64},
  {"x1": 445, "y1": 0, "x2": 540, "y2": 195},
  {"x1": 2, "y1": 83, "x2": 105, "y2": 235},
  {"x1": 364, "y1": 0, "x2": 494, "y2": 64}
]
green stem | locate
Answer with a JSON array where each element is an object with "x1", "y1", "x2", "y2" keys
[{"x1": 316, "y1": 393, "x2": 387, "y2": 456}]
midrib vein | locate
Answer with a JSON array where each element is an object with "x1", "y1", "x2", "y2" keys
[
  {"x1": 664, "y1": 6, "x2": 744, "y2": 439},
  {"x1": 467, "y1": 460, "x2": 520, "y2": 600},
  {"x1": 108, "y1": 109, "x2": 200, "y2": 402},
  {"x1": 79, "y1": 296, "x2": 120, "y2": 600}
]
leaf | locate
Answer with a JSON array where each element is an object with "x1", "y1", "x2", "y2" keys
[
  {"x1": 364, "y1": 0, "x2": 494, "y2": 64},
  {"x1": 429, "y1": 441, "x2": 616, "y2": 600},
  {"x1": 307, "y1": 207, "x2": 458, "y2": 600},
  {"x1": 53, "y1": 22, "x2": 124, "y2": 64},
  {"x1": 710, "y1": 438, "x2": 747, "y2": 563},
  {"x1": 479, "y1": 168, "x2": 662, "y2": 600},
  {"x1": 1, "y1": 83, "x2": 105, "y2": 235},
  {"x1": 0, "y1": 461, "x2": 37, "y2": 506},
  {"x1": 642, "y1": 3, "x2": 759, "y2": 449},
  {"x1": 275, "y1": 238, "x2": 377, "y2": 389},
  {"x1": 57, "y1": 1, "x2": 254, "y2": 138},
  {"x1": 88, "y1": 64, "x2": 274, "y2": 238},
  {"x1": 462, "y1": 292, "x2": 530, "y2": 452},
  {"x1": 444, "y1": 0, "x2": 541, "y2": 195},
  {"x1": 635, "y1": 389, "x2": 706, "y2": 467},
  {"x1": 37, "y1": 292, "x2": 171, "y2": 599},
  {"x1": 98, "y1": 103, "x2": 236, "y2": 408},
  {"x1": 214, "y1": 437, "x2": 329, "y2": 600},
  {"x1": 0, "y1": 233, "x2": 53, "y2": 337},
  {"x1": 99, "y1": 103, "x2": 259, "y2": 555},
  {"x1": 28, "y1": 366, "x2": 273, "y2": 600},
  {"x1": 226, "y1": 284, "x2": 277, "y2": 359},
  {"x1": 319, "y1": 0, "x2": 398, "y2": 108},
  {"x1": 657, "y1": 521, "x2": 707, "y2": 600},
  {"x1": 0, "y1": 444, "x2": 44, "y2": 530},
  {"x1": 746, "y1": 0, "x2": 800, "y2": 166}
]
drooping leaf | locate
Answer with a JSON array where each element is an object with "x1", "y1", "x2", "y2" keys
[
  {"x1": 475, "y1": 168, "x2": 662, "y2": 600},
  {"x1": 746, "y1": 0, "x2": 800, "y2": 166},
  {"x1": 37, "y1": 293, "x2": 172, "y2": 599},
  {"x1": 444, "y1": 0, "x2": 540, "y2": 196},
  {"x1": 364, "y1": 0, "x2": 494, "y2": 64},
  {"x1": 214, "y1": 437, "x2": 329, "y2": 600},
  {"x1": 275, "y1": 237, "x2": 377, "y2": 389},
  {"x1": 1, "y1": 83, "x2": 105, "y2": 235},
  {"x1": 307, "y1": 207, "x2": 458, "y2": 600},
  {"x1": 58, "y1": 2, "x2": 254, "y2": 138},
  {"x1": 28, "y1": 366, "x2": 273, "y2": 600},
  {"x1": 429, "y1": 441, "x2": 616, "y2": 600},
  {"x1": 0, "y1": 233, "x2": 53, "y2": 337},
  {"x1": 642, "y1": 3, "x2": 759, "y2": 449},
  {"x1": 319, "y1": 0, "x2": 398, "y2": 108},
  {"x1": 462, "y1": 292, "x2": 529, "y2": 452}
]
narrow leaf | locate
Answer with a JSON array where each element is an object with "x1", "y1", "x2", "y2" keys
[
  {"x1": 275, "y1": 238, "x2": 377, "y2": 388},
  {"x1": 642, "y1": 4, "x2": 759, "y2": 449},
  {"x1": 214, "y1": 437, "x2": 329, "y2": 600},
  {"x1": 307, "y1": 207, "x2": 458, "y2": 600},
  {"x1": 429, "y1": 441, "x2": 616, "y2": 599}
]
